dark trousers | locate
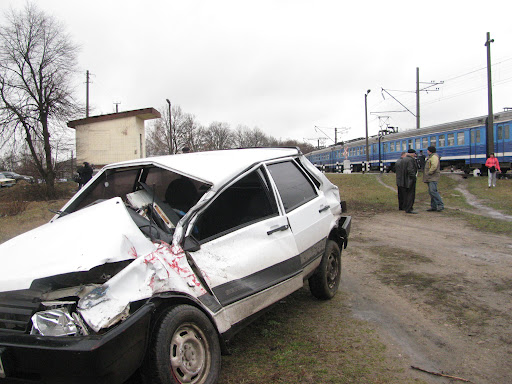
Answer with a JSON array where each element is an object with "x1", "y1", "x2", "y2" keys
[
  {"x1": 397, "y1": 186, "x2": 405, "y2": 210},
  {"x1": 403, "y1": 182, "x2": 416, "y2": 212}
]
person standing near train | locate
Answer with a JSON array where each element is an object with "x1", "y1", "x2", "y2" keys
[
  {"x1": 395, "y1": 151, "x2": 407, "y2": 210},
  {"x1": 401, "y1": 149, "x2": 418, "y2": 214},
  {"x1": 485, "y1": 153, "x2": 501, "y2": 188},
  {"x1": 423, "y1": 146, "x2": 444, "y2": 212}
]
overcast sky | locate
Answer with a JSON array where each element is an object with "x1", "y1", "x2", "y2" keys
[{"x1": 1, "y1": 0, "x2": 511, "y2": 146}]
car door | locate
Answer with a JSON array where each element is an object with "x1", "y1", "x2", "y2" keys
[
  {"x1": 266, "y1": 159, "x2": 333, "y2": 277},
  {"x1": 188, "y1": 167, "x2": 302, "y2": 326}
]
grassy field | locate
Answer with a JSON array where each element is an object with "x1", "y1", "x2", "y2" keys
[{"x1": 329, "y1": 172, "x2": 512, "y2": 236}]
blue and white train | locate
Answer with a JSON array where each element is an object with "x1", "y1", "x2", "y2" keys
[{"x1": 306, "y1": 111, "x2": 512, "y2": 174}]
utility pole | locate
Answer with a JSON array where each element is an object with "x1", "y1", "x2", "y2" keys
[
  {"x1": 416, "y1": 67, "x2": 420, "y2": 129},
  {"x1": 86, "y1": 70, "x2": 90, "y2": 117},
  {"x1": 166, "y1": 99, "x2": 172, "y2": 154},
  {"x1": 485, "y1": 32, "x2": 495, "y2": 158},
  {"x1": 365, "y1": 89, "x2": 371, "y2": 163}
]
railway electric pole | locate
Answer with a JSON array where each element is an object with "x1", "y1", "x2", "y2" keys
[
  {"x1": 416, "y1": 68, "x2": 420, "y2": 129},
  {"x1": 485, "y1": 32, "x2": 494, "y2": 158},
  {"x1": 365, "y1": 90, "x2": 371, "y2": 163},
  {"x1": 86, "y1": 70, "x2": 90, "y2": 118}
]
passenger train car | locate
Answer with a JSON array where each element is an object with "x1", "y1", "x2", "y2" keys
[{"x1": 306, "y1": 111, "x2": 512, "y2": 174}]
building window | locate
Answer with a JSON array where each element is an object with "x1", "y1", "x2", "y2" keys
[{"x1": 447, "y1": 133, "x2": 455, "y2": 146}]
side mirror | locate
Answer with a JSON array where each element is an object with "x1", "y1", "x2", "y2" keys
[{"x1": 183, "y1": 235, "x2": 200, "y2": 252}]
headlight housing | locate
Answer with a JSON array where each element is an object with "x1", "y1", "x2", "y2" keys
[{"x1": 30, "y1": 302, "x2": 89, "y2": 336}]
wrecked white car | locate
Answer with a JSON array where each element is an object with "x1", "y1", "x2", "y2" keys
[{"x1": 0, "y1": 148, "x2": 350, "y2": 384}]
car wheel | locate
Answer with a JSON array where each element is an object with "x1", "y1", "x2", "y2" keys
[
  {"x1": 145, "y1": 304, "x2": 221, "y2": 384},
  {"x1": 309, "y1": 240, "x2": 341, "y2": 300}
]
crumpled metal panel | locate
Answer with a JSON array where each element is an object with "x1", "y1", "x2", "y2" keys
[
  {"x1": 78, "y1": 242, "x2": 207, "y2": 332},
  {"x1": 0, "y1": 198, "x2": 155, "y2": 292}
]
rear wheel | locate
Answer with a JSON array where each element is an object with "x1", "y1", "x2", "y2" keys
[
  {"x1": 309, "y1": 240, "x2": 341, "y2": 300},
  {"x1": 145, "y1": 304, "x2": 221, "y2": 384}
]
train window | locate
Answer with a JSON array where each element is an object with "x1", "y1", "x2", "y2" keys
[
  {"x1": 415, "y1": 139, "x2": 420, "y2": 149},
  {"x1": 422, "y1": 137, "x2": 428, "y2": 148},
  {"x1": 471, "y1": 130, "x2": 481, "y2": 143},
  {"x1": 457, "y1": 132, "x2": 465, "y2": 145},
  {"x1": 383, "y1": 143, "x2": 388, "y2": 152},
  {"x1": 497, "y1": 125, "x2": 509, "y2": 140},
  {"x1": 402, "y1": 141, "x2": 407, "y2": 151},
  {"x1": 390, "y1": 142, "x2": 395, "y2": 152},
  {"x1": 439, "y1": 135, "x2": 445, "y2": 147},
  {"x1": 430, "y1": 136, "x2": 437, "y2": 146},
  {"x1": 447, "y1": 133, "x2": 455, "y2": 146}
]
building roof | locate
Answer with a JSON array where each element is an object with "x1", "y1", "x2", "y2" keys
[{"x1": 67, "y1": 108, "x2": 161, "y2": 128}]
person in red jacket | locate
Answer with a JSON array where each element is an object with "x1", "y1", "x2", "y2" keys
[{"x1": 485, "y1": 153, "x2": 501, "y2": 188}]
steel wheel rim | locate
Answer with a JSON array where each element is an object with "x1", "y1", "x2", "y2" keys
[
  {"x1": 326, "y1": 251, "x2": 339, "y2": 289},
  {"x1": 170, "y1": 323, "x2": 210, "y2": 384}
]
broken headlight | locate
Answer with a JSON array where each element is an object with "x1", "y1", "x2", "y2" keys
[{"x1": 30, "y1": 302, "x2": 89, "y2": 336}]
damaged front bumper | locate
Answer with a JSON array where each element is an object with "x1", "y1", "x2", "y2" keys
[{"x1": 0, "y1": 302, "x2": 154, "y2": 384}]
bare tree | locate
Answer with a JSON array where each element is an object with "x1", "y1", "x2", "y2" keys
[
  {"x1": 0, "y1": 3, "x2": 80, "y2": 196},
  {"x1": 146, "y1": 104, "x2": 202, "y2": 155},
  {"x1": 201, "y1": 122, "x2": 233, "y2": 151}
]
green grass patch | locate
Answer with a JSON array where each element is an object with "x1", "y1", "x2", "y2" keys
[
  {"x1": 327, "y1": 174, "x2": 397, "y2": 213},
  {"x1": 466, "y1": 177, "x2": 512, "y2": 215}
]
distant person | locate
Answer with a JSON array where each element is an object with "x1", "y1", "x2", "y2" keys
[
  {"x1": 423, "y1": 146, "x2": 444, "y2": 212},
  {"x1": 485, "y1": 153, "x2": 501, "y2": 188},
  {"x1": 417, "y1": 150, "x2": 426, "y2": 171},
  {"x1": 395, "y1": 152, "x2": 407, "y2": 210},
  {"x1": 77, "y1": 162, "x2": 93, "y2": 189},
  {"x1": 401, "y1": 149, "x2": 418, "y2": 214}
]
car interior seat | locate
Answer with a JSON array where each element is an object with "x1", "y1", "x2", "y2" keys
[{"x1": 165, "y1": 177, "x2": 198, "y2": 214}]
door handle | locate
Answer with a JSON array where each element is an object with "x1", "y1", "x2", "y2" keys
[
  {"x1": 319, "y1": 205, "x2": 330, "y2": 213},
  {"x1": 267, "y1": 224, "x2": 289, "y2": 235}
]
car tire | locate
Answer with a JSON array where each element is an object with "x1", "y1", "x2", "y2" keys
[
  {"x1": 145, "y1": 304, "x2": 221, "y2": 384},
  {"x1": 309, "y1": 240, "x2": 341, "y2": 300}
]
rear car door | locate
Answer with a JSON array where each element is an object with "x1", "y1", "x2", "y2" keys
[
  {"x1": 266, "y1": 159, "x2": 332, "y2": 277},
  {"x1": 188, "y1": 167, "x2": 302, "y2": 325}
]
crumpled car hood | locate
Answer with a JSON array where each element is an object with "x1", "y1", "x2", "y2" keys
[{"x1": 0, "y1": 198, "x2": 155, "y2": 292}]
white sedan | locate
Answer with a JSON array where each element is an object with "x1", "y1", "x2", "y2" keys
[{"x1": 0, "y1": 148, "x2": 351, "y2": 384}]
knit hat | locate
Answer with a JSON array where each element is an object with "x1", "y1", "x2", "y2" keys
[{"x1": 427, "y1": 146, "x2": 436, "y2": 153}]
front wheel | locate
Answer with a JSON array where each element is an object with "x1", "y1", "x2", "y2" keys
[
  {"x1": 145, "y1": 304, "x2": 221, "y2": 384},
  {"x1": 309, "y1": 240, "x2": 341, "y2": 300}
]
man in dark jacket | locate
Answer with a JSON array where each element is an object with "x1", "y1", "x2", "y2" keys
[
  {"x1": 395, "y1": 152, "x2": 407, "y2": 210},
  {"x1": 401, "y1": 149, "x2": 418, "y2": 214}
]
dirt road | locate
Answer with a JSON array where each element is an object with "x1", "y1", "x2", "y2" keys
[{"x1": 343, "y1": 209, "x2": 512, "y2": 383}]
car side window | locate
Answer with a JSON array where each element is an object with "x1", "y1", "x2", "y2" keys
[
  {"x1": 195, "y1": 168, "x2": 278, "y2": 242},
  {"x1": 267, "y1": 160, "x2": 317, "y2": 213}
]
